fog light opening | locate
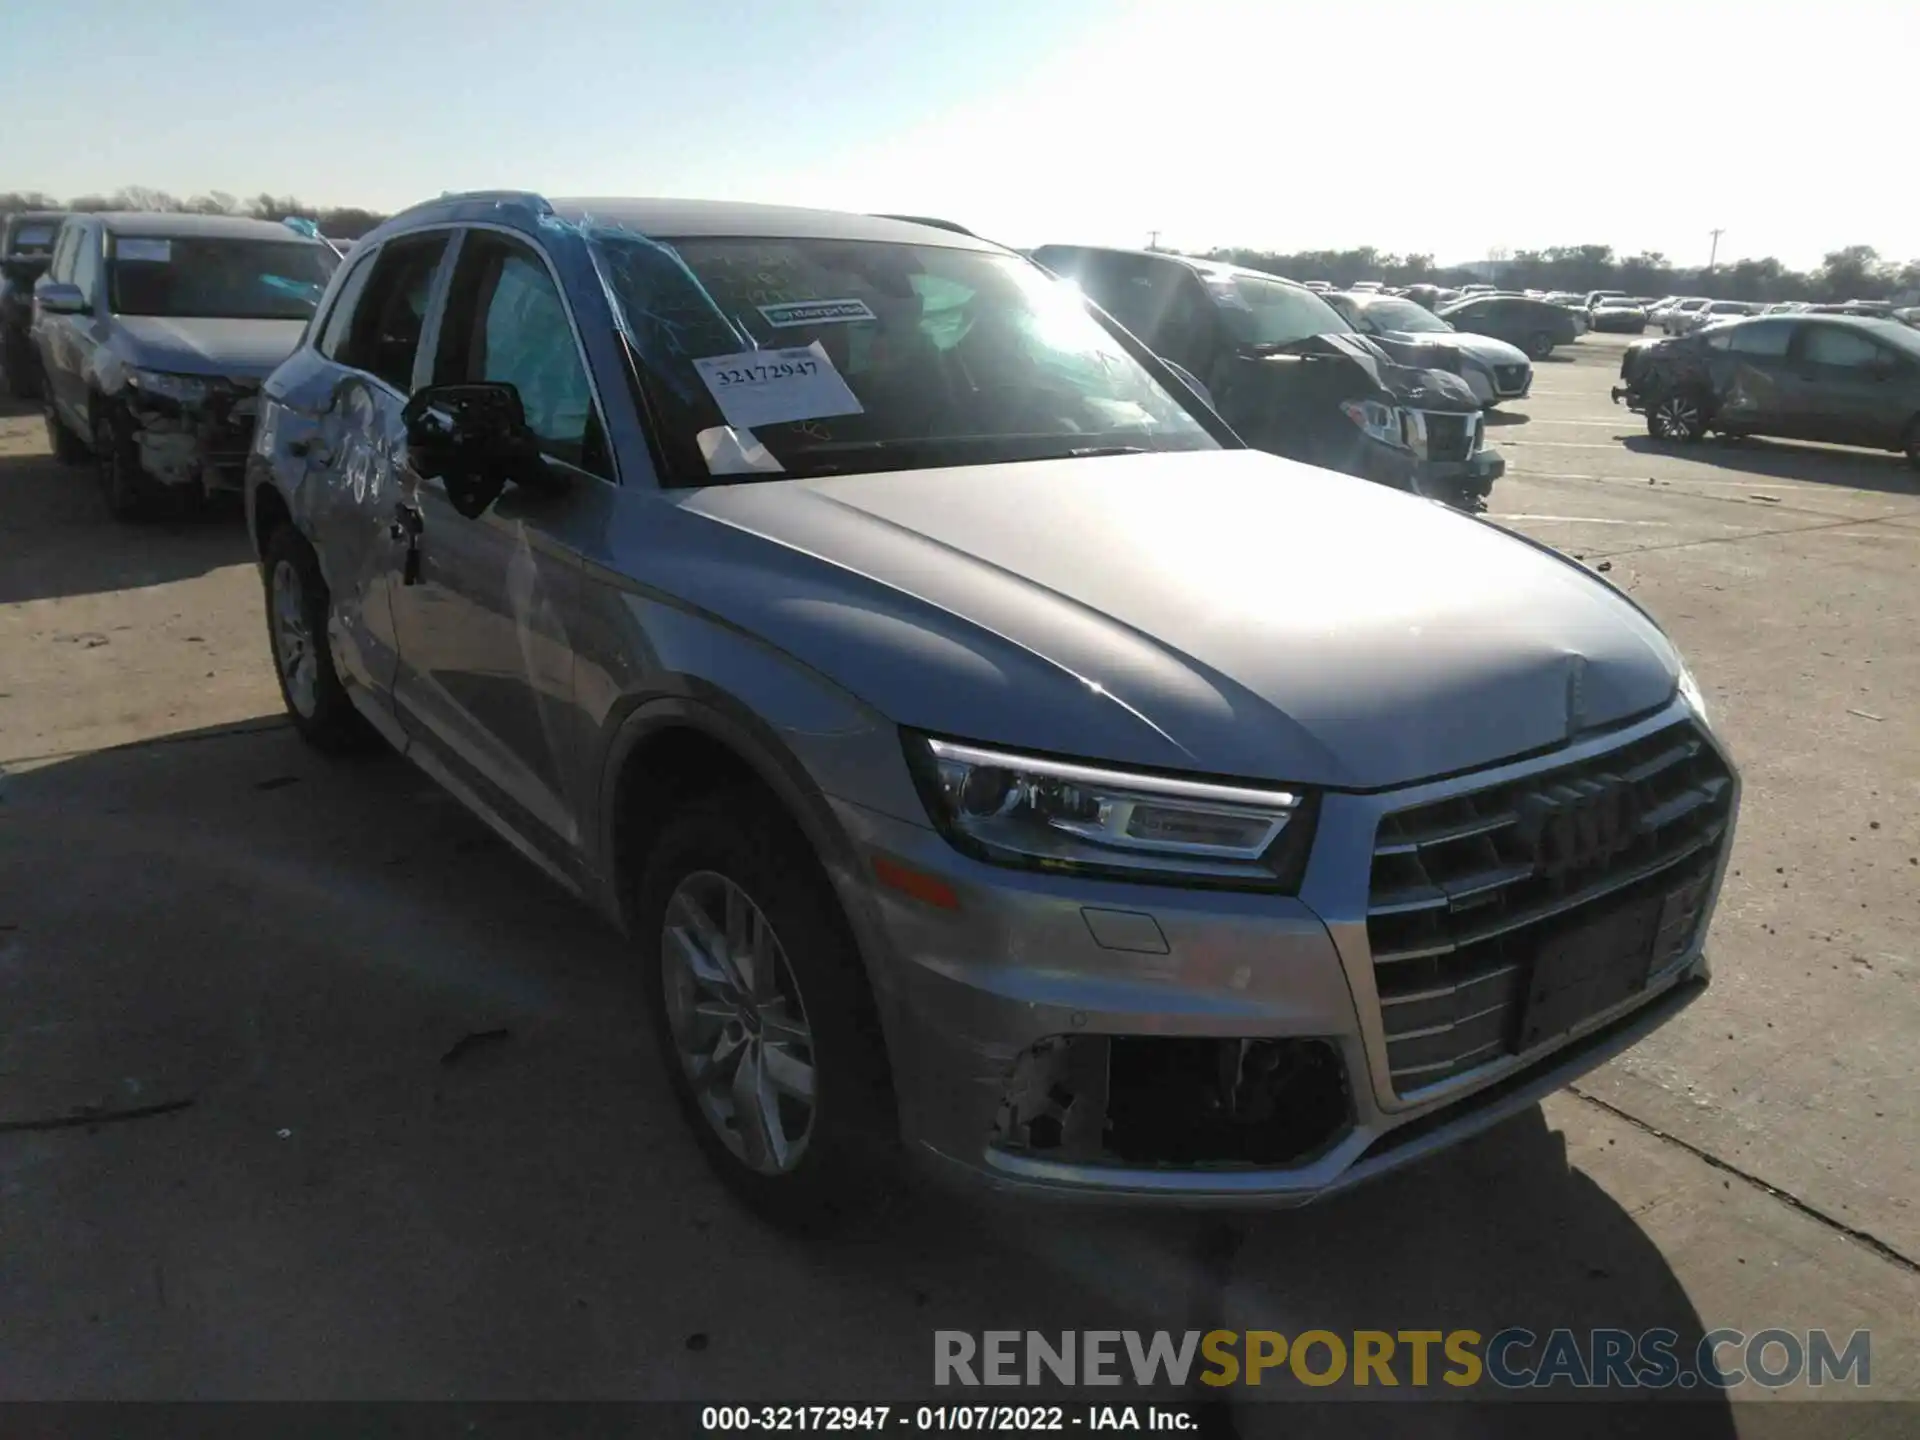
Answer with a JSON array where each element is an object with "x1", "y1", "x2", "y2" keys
[{"x1": 992, "y1": 1035, "x2": 1351, "y2": 1169}]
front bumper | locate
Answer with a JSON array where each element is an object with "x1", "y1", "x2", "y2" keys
[
  {"x1": 836, "y1": 700, "x2": 1734, "y2": 1206},
  {"x1": 122, "y1": 383, "x2": 260, "y2": 491},
  {"x1": 1366, "y1": 441, "x2": 1504, "y2": 501}
]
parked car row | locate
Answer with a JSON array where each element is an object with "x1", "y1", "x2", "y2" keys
[
  {"x1": 1614, "y1": 310, "x2": 1920, "y2": 467},
  {"x1": 16, "y1": 190, "x2": 1740, "y2": 1222},
  {"x1": 0, "y1": 210, "x2": 65, "y2": 397}
]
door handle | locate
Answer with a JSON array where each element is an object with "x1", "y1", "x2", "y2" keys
[{"x1": 391, "y1": 503, "x2": 423, "y2": 586}]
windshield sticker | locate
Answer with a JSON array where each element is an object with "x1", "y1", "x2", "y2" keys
[
  {"x1": 116, "y1": 238, "x2": 173, "y2": 264},
  {"x1": 696, "y1": 425, "x2": 786, "y2": 476},
  {"x1": 757, "y1": 298, "x2": 877, "y2": 328},
  {"x1": 692, "y1": 341, "x2": 863, "y2": 431},
  {"x1": 1205, "y1": 278, "x2": 1253, "y2": 312}
]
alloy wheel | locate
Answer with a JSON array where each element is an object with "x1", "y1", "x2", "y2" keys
[
  {"x1": 270, "y1": 559, "x2": 319, "y2": 717},
  {"x1": 1651, "y1": 395, "x2": 1704, "y2": 441},
  {"x1": 661, "y1": 870, "x2": 817, "y2": 1175}
]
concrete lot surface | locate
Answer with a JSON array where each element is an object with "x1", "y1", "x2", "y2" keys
[{"x1": 1, "y1": 338, "x2": 1916, "y2": 1434}]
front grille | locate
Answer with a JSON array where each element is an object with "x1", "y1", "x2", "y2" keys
[
  {"x1": 1493, "y1": 364, "x2": 1527, "y2": 393},
  {"x1": 1420, "y1": 411, "x2": 1474, "y2": 462},
  {"x1": 1365, "y1": 722, "x2": 1733, "y2": 1095}
]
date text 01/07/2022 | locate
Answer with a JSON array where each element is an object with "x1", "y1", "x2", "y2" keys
[{"x1": 699, "y1": 1403, "x2": 1203, "y2": 1432}]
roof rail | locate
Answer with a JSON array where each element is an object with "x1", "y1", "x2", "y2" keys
[
  {"x1": 390, "y1": 189, "x2": 553, "y2": 222},
  {"x1": 871, "y1": 213, "x2": 975, "y2": 237}
]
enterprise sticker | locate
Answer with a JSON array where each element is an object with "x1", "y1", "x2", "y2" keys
[{"x1": 757, "y1": 298, "x2": 877, "y2": 328}]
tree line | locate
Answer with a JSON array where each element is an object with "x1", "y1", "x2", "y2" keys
[
  {"x1": 1, "y1": 188, "x2": 390, "y2": 239},
  {"x1": 1195, "y1": 243, "x2": 1920, "y2": 305},
  {"x1": 7, "y1": 191, "x2": 1916, "y2": 303}
]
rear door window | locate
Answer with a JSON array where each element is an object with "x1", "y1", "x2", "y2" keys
[
  {"x1": 1800, "y1": 325, "x2": 1881, "y2": 369},
  {"x1": 335, "y1": 233, "x2": 451, "y2": 391}
]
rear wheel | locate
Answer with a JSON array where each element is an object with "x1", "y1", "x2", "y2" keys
[
  {"x1": 261, "y1": 522, "x2": 379, "y2": 753},
  {"x1": 1647, "y1": 389, "x2": 1711, "y2": 443},
  {"x1": 1903, "y1": 417, "x2": 1920, "y2": 471},
  {"x1": 1526, "y1": 330, "x2": 1555, "y2": 360},
  {"x1": 634, "y1": 787, "x2": 896, "y2": 1231}
]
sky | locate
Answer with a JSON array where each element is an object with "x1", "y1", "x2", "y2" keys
[{"x1": 4, "y1": 0, "x2": 1916, "y2": 271}]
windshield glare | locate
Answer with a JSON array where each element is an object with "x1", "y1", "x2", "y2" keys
[
  {"x1": 1359, "y1": 298, "x2": 1450, "y2": 333},
  {"x1": 589, "y1": 233, "x2": 1219, "y2": 484},
  {"x1": 108, "y1": 237, "x2": 338, "y2": 320},
  {"x1": 1200, "y1": 272, "x2": 1350, "y2": 347}
]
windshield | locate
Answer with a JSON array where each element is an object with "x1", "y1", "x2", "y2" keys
[
  {"x1": 107, "y1": 236, "x2": 338, "y2": 320},
  {"x1": 1200, "y1": 272, "x2": 1351, "y2": 347},
  {"x1": 1358, "y1": 297, "x2": 1451, "y2": 333},
  {"x1": 589, "y1": 232, "x2": 1219, "y2": 484},
  {"x1": 1597, "y1": 298, "x2": 1639, "y2": 308},
  {"x1": 5, "y1": 221, "x2": 59, "y2": 255},
  {"x1": 1707, "y1": 302, "x2": 1749, "y2": 314}
]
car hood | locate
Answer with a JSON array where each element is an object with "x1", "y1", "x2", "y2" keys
[
  {"x1": 674, "y1": 449, "x2": 1682, "y2": 790},
  {"x1": 1381, "y1": 330, "x2": 1530, "y2": 367},
  {"x1": 112, "y1": 316, "x2": 309, "y2": 380}
]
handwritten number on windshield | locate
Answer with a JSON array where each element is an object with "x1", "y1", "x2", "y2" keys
[{"x1": 709, "y1": 359, "x2": 820, "y2": 387}]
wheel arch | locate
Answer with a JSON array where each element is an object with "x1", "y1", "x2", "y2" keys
[{"x1": 596, "y1": 686, "x2": 910, "y2": 1105}]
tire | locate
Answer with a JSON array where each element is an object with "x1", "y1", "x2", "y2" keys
[
  {"x1": 633, "y1": 786, "x2": 896, "y2": 1231},
  {"x1": 1903, "y1": 417, "x2": 1920, "y2": 472},
  {"x1": 1647, "y1": 388, "x2": 1711, "y2": 443},
  {"x1": 43, "y1": 401, "x2": 89, "y2": 465},
  {"x1": 94, "y1": 406, "x2": 160, "y2": 521},
  {"x1": 260, "y1": 522, "x2": 379, "y2": 753},
  {"x1": 1526, "y1": 331, "x2": 1556, "y2": 360},
  {"x1": 2, "y1": 340, "x2": 40, "y2": 399}
]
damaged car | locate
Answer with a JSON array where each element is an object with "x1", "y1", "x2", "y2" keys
[
  {"x1": 1, "y1": 210, "x2": 64, "y2": 398},
  {"x1": 1323, "y1": 289, "x2": 1533, "y2": 407},
  {"x1": 1031, "y1": 245, "x2": 1502, "y2": 511},
  {"x1": 249, "y1": 193, "x2": 1737, "y2": 1223},
  {"x1": 1615, "y1": 312, "x2": 1920, "y2": 465},
  {"x1": 32, "y1": 211, "x2": 338, "y2": 518}
]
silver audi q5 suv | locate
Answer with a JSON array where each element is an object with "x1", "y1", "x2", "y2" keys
[{"x1": 245, "y1": 192, "x2": 1738, "y2": 1223}]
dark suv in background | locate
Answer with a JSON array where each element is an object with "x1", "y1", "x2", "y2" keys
[
  {"x1": 1, "y1": 210, "x2": 65, "y2": 398},
  {"x1": 1438, "y1": 294, "x2": 1580, "y2": 359},
  {"x1": 1032, "y1": 245, "x2": 1502, "y2": 510}
]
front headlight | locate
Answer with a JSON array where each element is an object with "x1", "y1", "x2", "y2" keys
[
  {"x1": 904, "y1": 734, "x2": 1316, "y2": 890},
  {"x1": 128, "y1": 368, "x2": 209, "y2": 405},
  {"x1": 1676, "y1": 665, "x2": 1711, "y2": 728},
  {"x1": 1340, "y1": 398, "x2": 1412, "y2": 451}
]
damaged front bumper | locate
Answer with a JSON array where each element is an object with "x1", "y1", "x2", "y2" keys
[
  {"x1": 119, "y1": 379, "x2": 261, "y2": 492},
  {"x1": 833, "y1": 702, "x2": 1732, "y2": 1206},
  {"x1": 1364, "y1": 440, "x2": 1505, "y2": 504}
]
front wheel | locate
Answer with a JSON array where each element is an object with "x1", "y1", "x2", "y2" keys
[
  {"x1": 1526, "y1": 331, "x2": 1556, "y2": 360},
  {"x1": 1647, "y1": 389, "x2": 1711, "y2": 443},
  {"x1": 94, "y1": 408, "x2": 159, "y2": 521},
  {"x1": 260, "y1": 523, "x2": 379, "y2": 753},
  {"x1": 634, "y1": 787, "x2": 896, "y2": 1231}
]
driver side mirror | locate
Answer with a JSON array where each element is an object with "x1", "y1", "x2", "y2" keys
[
  {"x1": 402, "y1": 382, "x2": 557, "y2": 518},
  {"x1": 34, "y1": 280, "x2": 88, "y2": 316}
]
